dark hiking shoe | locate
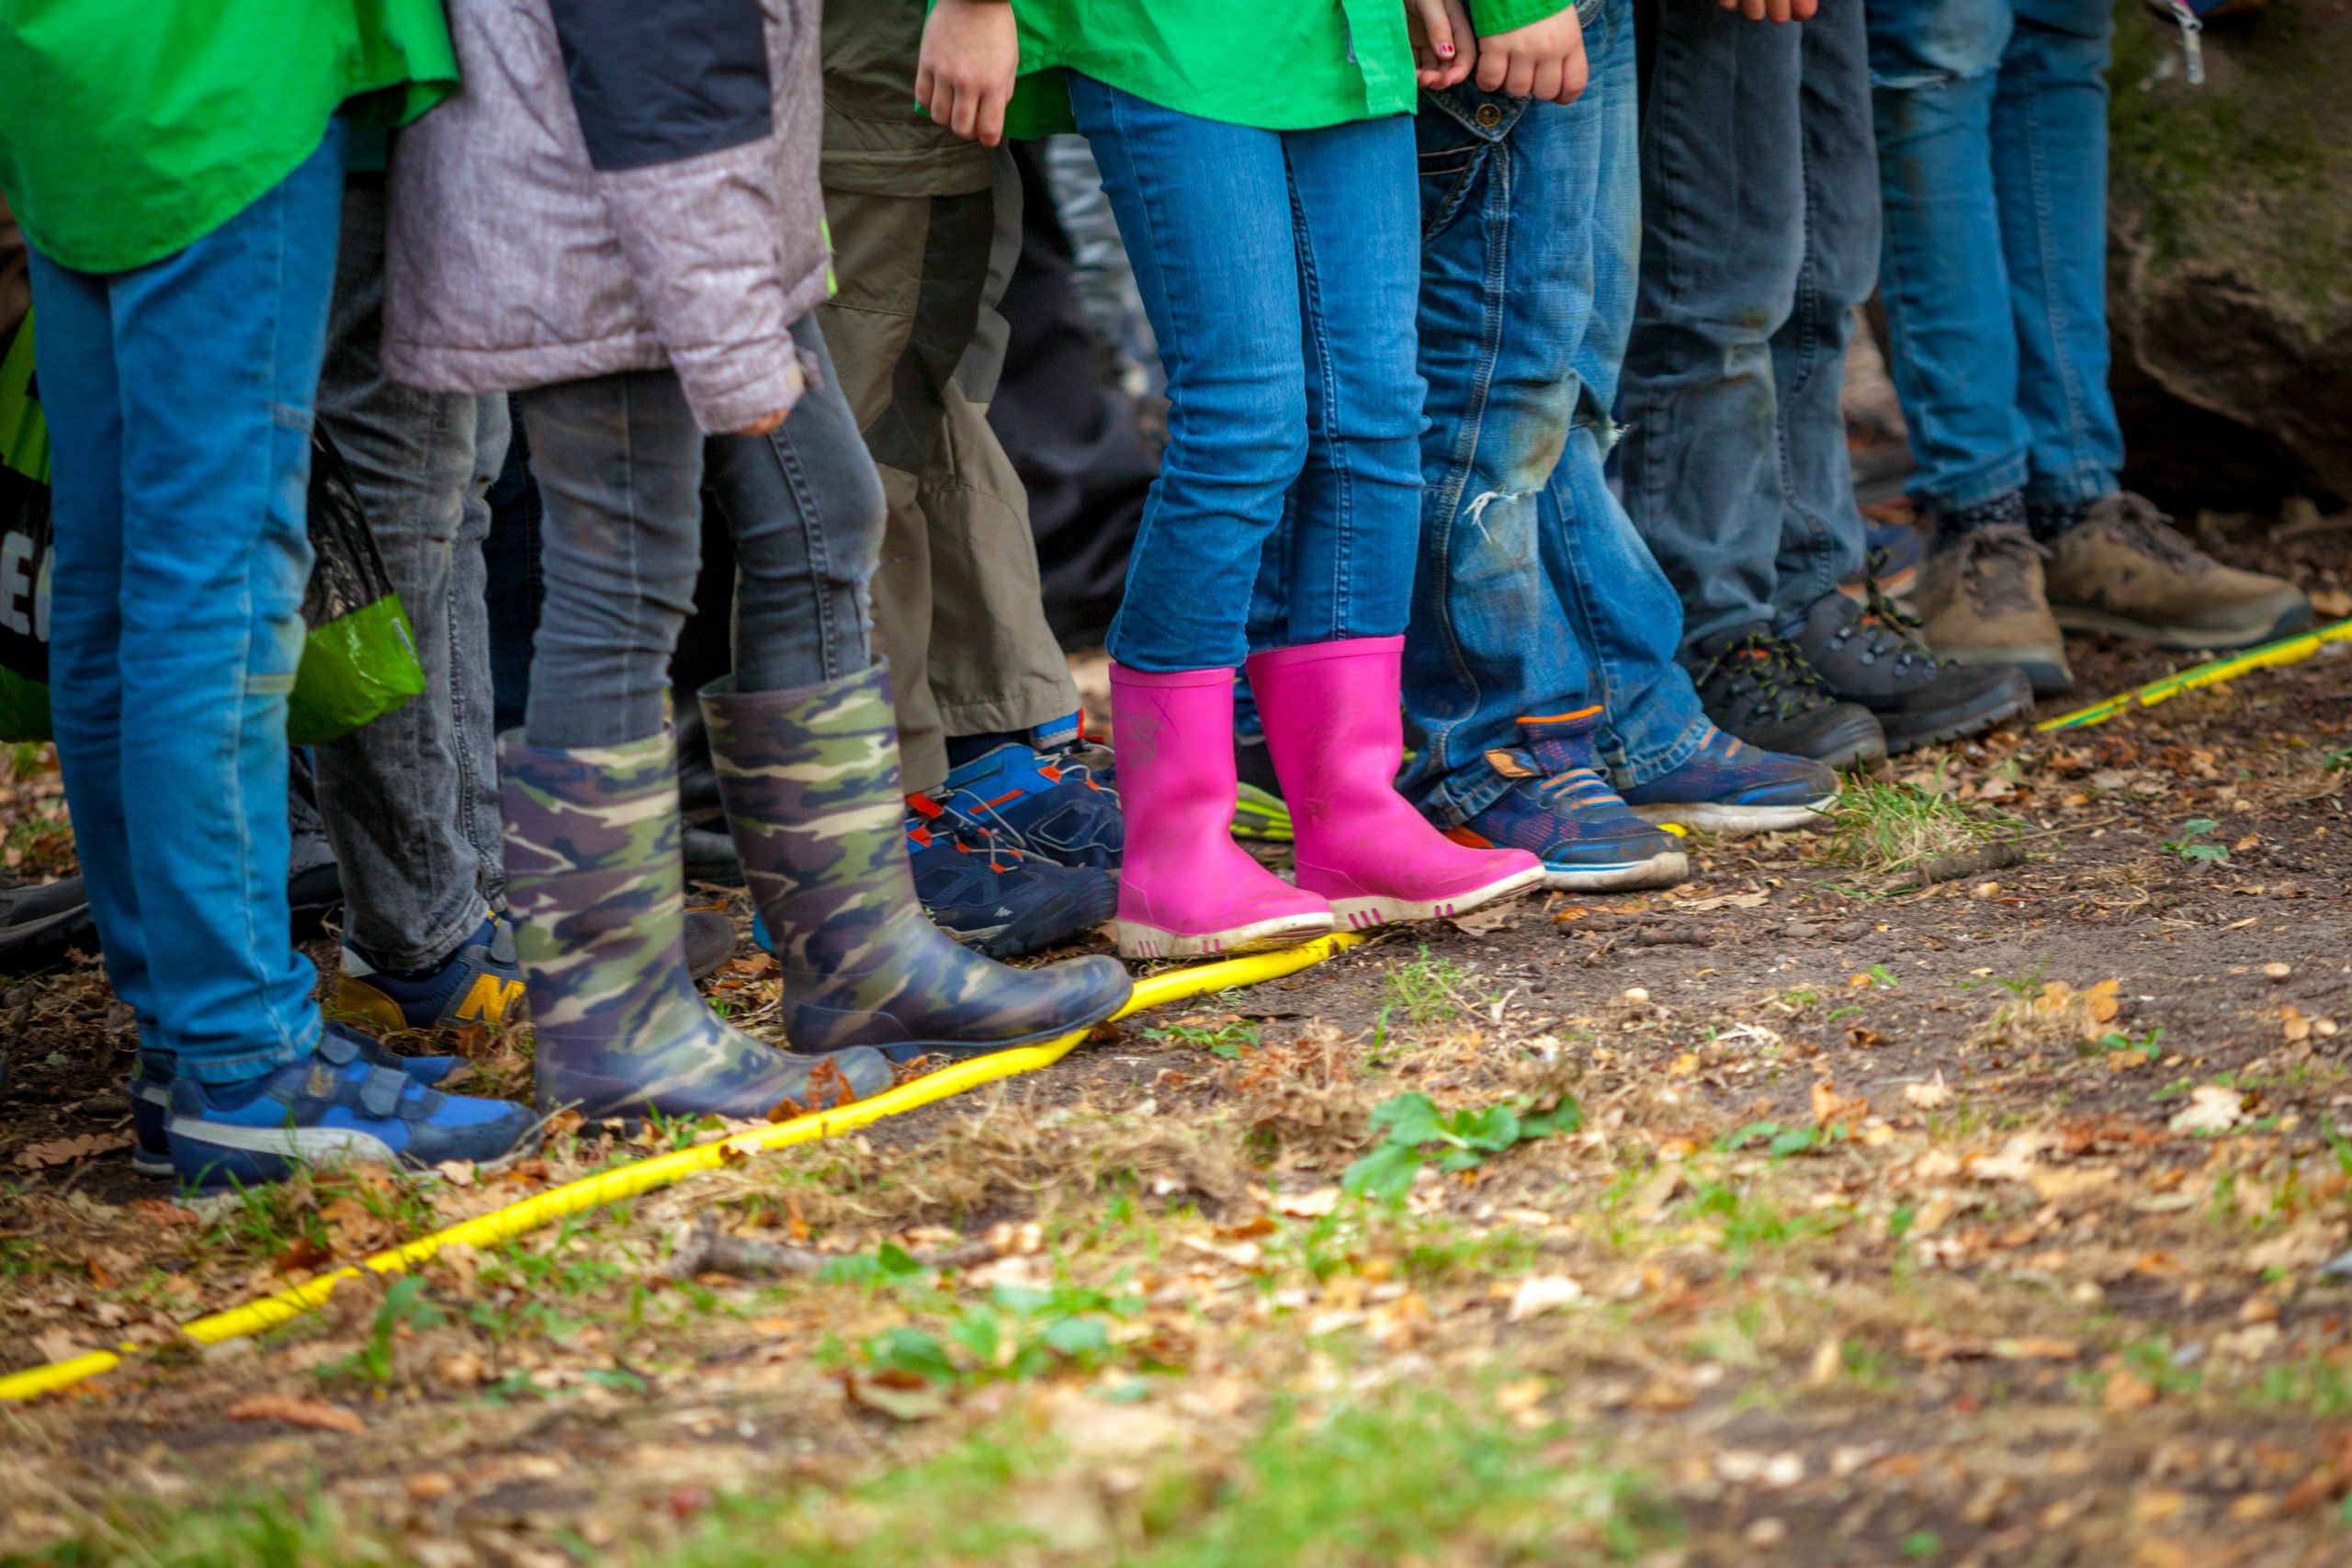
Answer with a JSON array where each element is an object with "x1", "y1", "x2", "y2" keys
[
  {"x1": 1686, "y1": 626, "x2": 1887, "y2": 768},
  {"x1": 1918, "y1": 520, "x2": 2073, "y2": 695},
  {"x1": 2043, "y1": 491, "x2": 2311, "y2": 652},
  {"x1": 1790, "y1": 590, "x2": 2033, "y2": 753}
]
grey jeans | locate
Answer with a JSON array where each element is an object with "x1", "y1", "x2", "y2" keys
[
  {"x1": 517, "y1": 315, "x2": 884, "y2": 750},
  {"x1": 315, "y1": 180, "x2": 509, "y2": 972}
]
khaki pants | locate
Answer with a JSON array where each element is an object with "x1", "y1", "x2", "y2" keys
[{"x1": 818, "y1": 151, "x2": 1077, "y2": 794}]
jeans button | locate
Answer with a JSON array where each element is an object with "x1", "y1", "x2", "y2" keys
[{"x1": 1475, "y1": 103, "x2": 1503, "y2": 128}]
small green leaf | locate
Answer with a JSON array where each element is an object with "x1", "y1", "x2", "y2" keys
[
  {"x1": 1368, "y1": 1092, "x2": 1447, "y2": 1147},
  {"x1": 869, "y1": 1326, "x2": 956, "y2": 1382},
  {"x1": 1448, "y1": 1104, "x2": 1521, "y2": 1152},
  {"x1": 1343, "y1": 1141, "x2": 1426, "y2": 1201},
  {"x1": 1039, "y1": 1315, "x2": 1112, "y2": 1359}
]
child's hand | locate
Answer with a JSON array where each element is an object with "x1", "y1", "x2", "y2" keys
[
  {"x1": 1408, "y1": 0, "x2": 1477, "y2": 89},
  {"x1": 916, "y1": 0, "x2": 1021, "y2": 146},
  {"x1": 1472, "y1": 6, "x2": 1589, "y2": 104},
  {"x1": 1715, "y1": 0, "x2": 1818, "y2": 21}
]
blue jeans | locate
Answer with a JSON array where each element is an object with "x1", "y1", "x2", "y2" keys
[
  {"x1": 1069, "y1": 76, "x2": 1424, "y2": 671},
  {"x1": 1389, "y1": 0, "x2": 1713, "y2": 828},
  {"x1": 1621, "y1": 0, "x2": 1880, "y2": 651},
  {"x1": 28, "y1": 125, "x2": 345, "y2": 1082},
  {"x1": 1868, "y1": 0, "x2": 2120, "y2": 513}
]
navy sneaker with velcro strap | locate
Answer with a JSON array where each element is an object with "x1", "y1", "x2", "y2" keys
[
  {"x1": 164, "y1": 1025, "x2": 535, "y2": 1190},
  {"x1": 130, "y1": 1024, "x2": 464, "y2": 1178}
]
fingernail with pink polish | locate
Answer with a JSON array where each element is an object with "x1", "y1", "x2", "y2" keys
[{"x1": 1439, "y1": 41, "x2": 1454, "y2": 55}]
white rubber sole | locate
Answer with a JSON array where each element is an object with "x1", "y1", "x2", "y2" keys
[
  {"x1": 1115, "y1": 911, "x2": 1337, "y2": 961},
  {"x1": 1324, "y1": 863, "x2": 1548, "y2": 931},
  {"x1": 1541, "y1": 851, "x2": 1690, "y2": 892},
  {"x1": 1631, "y1": 797, "x2": 1836, "y2": 836}
]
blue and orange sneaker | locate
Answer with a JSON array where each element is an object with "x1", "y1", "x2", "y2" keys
[
  {"x1": 162, "y1": 1023, "x2": 537, "y2": 1190},
  {"x1": 939, "y1": 714, "x2": 1122, "y2": 870},
  {"x1": 1444, "y1": 710, "x2": 1689, "y2": 892},
  {"x1": 334, "y1": 912, "x2": 526, "y2": 1035},
  {"x1": 130, "y1": 1026, "x2": 464, "y2": 1178},
  {"x1": 1618, "y1": 723, "x2": 1839, "y2": 836}
]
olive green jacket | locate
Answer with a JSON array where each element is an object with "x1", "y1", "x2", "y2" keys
[{"x1": 822, "y1": 0, "x2": 993, "y2": 197}]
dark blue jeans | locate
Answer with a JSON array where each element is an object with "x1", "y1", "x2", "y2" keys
[
  {"x1": 1069, "y1": 76, "x2": 1424, "y2": 671},
  {"x1": 1869, "y1": 0, "x2": 2120, "y2": 513},
  {"x1": 29, "y1": 125, "x2": 345, "y2": 1080},
  {"x1": 1620, "y1": 0, "x2": 1880, "y2": 651},
  {"x1": 1394, "y1": 0, "x2": 1717, "y2": 827}
]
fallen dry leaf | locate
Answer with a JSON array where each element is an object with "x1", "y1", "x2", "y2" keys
[
  {"x1": 226, "y1": 1394, "x2": 366, "y2": 1435},
  {"x1": 2103, "y1": 1371, "x2": 2158, "y2": 1414},
  {"x1": 1902, "y1": 1074, "x2": 1952, "y2": 1111},
  {"x1": 2168, "y1": 1085, "x2": 2249, "y2": 1135},
  {"x1": 1506, "y1": 1274, "x2": 1583, "y2": 1323},
  {"x1": 13, "y1": 1133, "x2": 131, "y2": 1170}
]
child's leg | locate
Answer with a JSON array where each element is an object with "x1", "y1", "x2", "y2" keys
[
  {"x1": 25, "y1": 259, "x2": 153, "y2": 1048},
  {"x1": 705, "y1": 316, "x2": 882, "y2": 694},
  {"x1": 1066, "y1": 77, "x2": 1309, "y2": 673},
  {"x1": 98, "y1": 127, "x2": 344, "y2": 1079},
  {"x1": 516, "y1": 371, "x2": 706, "y2": 750},
  {"x1": 1401, "y1": 85, "x2": 1602, "y2": 830},
  {"x1": 1765, "y1": 0, "x2": 1880, "y2": 622},
  {"x1": 1619, "y1": 0, "x2": 1808, "y2": 655},
  {"x1": 1276, "y1": 111, "x2": 1423, "y2": 652}
]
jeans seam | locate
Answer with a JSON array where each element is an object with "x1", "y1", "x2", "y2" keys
[
  {"x1": 1283, "y1": 137, "x2": 1352, "y2": 643},
  {"x1": 763, "y1": 423, "x2": 843, "y2": 682},
  {"x1": 2018, "y1": 57, "x2": 2094, "y2": 488}
]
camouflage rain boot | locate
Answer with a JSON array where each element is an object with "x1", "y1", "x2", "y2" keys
[
  {"x1": 702, "y1": 664, "x2": 1134, "y2": 1064},
  {"x1": 500, "y1": 730, "x2": 895, "y2": 1122}
]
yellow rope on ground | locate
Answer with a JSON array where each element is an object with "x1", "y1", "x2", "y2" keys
[
  {"x1": 2035, "y1": 616, "x2": 2352, "y2": 731},
  {"x1": 0, "y1": 933, "x2": 1363, "y2": 1404}
]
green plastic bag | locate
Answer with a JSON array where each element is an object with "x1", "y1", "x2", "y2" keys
[{"x1": 0, "y1": 312, "x2": 425, "y2": 746}]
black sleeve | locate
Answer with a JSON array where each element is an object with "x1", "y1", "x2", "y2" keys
[{"x1": 546, "y1": 0, "x2": 775, "y2": 172}]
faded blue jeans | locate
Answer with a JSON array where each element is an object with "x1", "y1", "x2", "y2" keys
[
  {"x1": 316, "y1": 178, "x2": 511, "y2": 972},
  {"x1": 1396, "y1": 0, "x2": 1717, "y2": 826},
  {"x1": 1868, "y1": 0, "x2": 2121, "y2": 513},
  {"x1": 1069, "y1": 76, "x2": 1424, "y2": 671},
  {"x1": 29, "y1": 125, "x2": 345, "y2": 1081},
  {"x1": 1621, "y1": 0, "x2": 1880, "y2": 651}
]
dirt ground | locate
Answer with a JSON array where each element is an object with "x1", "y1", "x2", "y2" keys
[{"x1": 6, "y1": 509, "x2": 2352, "y2": 1567}]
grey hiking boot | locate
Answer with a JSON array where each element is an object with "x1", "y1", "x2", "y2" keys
[
  {"x1": 1686, "y1": 626, "x2": 1887, "y2": 768},
  {"x1": 703, "y1": 664, "x2": 1134, "y2": 1065},
  {"x1": 501, "y1": 730, "x2": 894, "y2": 1122},
  {"x1": 2043, "y1": 491, "x2": 2312, "y2": 651},
  {"x1": 1918, "y1": 521, "x2": 2073, "y2": 696},
  {"x1": 1790, "y1": 589, "x2": 2034, "y2": 753}
]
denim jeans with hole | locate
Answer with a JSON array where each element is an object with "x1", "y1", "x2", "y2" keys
[
  {"x1": 28, "y1": 125, "x2": 345, "y2": 1081},
  {"x1": 1068, "y1": 75, "x2": 1424, "y2": 672},
  {"x1": 517, "y1": 315, "x2": 884, "y2": 750},
  {"x1": 1620, "y1": 0, "x2": 1880, "y2": 651},
  {"x1": 1388, "y1": 0, "x2": 1718, "y2": 827},
  {"x1": 1869, "y1": 0, "x2": 2120, "y2": 513},
  {"x1": 315, "y1": 179, "x2": 511, "y2": 971}
]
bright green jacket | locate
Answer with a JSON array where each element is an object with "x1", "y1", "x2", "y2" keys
[
  {"x1": 0, "y1": 0, "x2": 458, "y2": 274},
  {"x1": 1007, "y1": 0, "x2": 1418, "y2": 136}
]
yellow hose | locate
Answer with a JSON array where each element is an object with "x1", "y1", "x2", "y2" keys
[
  {"x1": 2035, "y1": 615, "x2": 2352, "y2": 731},
  {"x1": 0, "y1": 933, "x2": 1361, "y2": 1403}
]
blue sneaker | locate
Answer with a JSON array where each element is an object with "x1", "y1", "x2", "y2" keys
[
  {"x1": 1443, "y1": 709, "x2": 1689, "y2": 892},
  {"x1": 1618, "y1": 723, "x2": 1838, "y2": 836},
  {"x1": 164, "y1": 1024, "x2": 537, "y2": 1190},
  {"x1": 334, "y1": 913, "x2": 526, "y2": 1034},
  {"x1": 130, "y1": 1025, "x2": 463, "y2": 1179},
  {"x1": 753, "y1": 795, "x2": 1118, "y2": 961},
  {"x1": 939, "y1": 715, "x2": 1123, "y2": 869}
]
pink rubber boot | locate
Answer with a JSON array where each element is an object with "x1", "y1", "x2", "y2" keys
[
  {"x1": 1110, "y1": 664, "x2": 1336, "y2": 959},
  {"x1": 1246, "y1": 636, "x2": 1544, "y2": 930}
]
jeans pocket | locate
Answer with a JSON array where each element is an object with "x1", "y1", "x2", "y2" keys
[{"x1": 1417, "y1": 139, "x2": 1485, "y2": 242}]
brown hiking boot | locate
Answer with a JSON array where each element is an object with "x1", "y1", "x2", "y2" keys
[
  {"x1": 1918, "y1": 522, "x2": 2073, "y2": 696},
  {"x1": 2044, "y1": 492, "x2": 2312, "y2": 651}
]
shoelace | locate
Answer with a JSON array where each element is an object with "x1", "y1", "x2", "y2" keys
[
  {"x1": 1695, "y1": 631, "x2": 1834, "y2": 721},
  {"x1": 1537, "y1": 761, "x2": 1620, "y2": 810},
  {"x1": 2101, "y1": 492, "x2": 2211, "y2": 575},
  {"x1": 1851, "y1": 577, "x2": 1944, "y2": 672},
  {"x1": 907, "y1": 792, "x2": 1024, "y2": 873},
  {"x1": 1954, "y1": 525, "x2": 2050, "y2": 617}
]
